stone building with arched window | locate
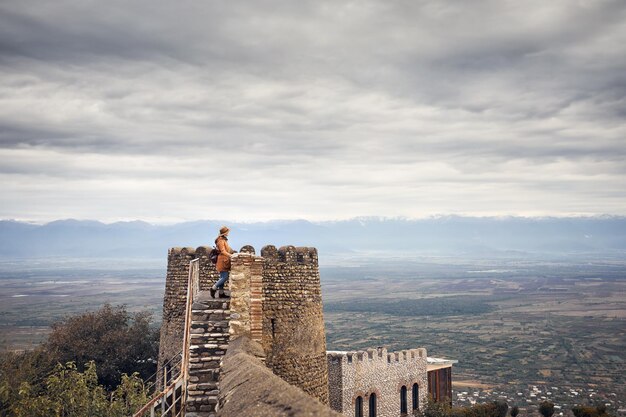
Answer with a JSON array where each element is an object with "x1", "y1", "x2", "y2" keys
[{"x1": 327, "y1": 347, "x2": 456, "y2": 417}]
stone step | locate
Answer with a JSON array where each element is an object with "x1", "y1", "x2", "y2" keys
[{"x1": 186, "y1": 290, "x2": 232, "y2": 416}]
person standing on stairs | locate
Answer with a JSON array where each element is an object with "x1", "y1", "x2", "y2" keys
[{"x1": 211, "y1": 226, "x2": 235, "y2": 298}]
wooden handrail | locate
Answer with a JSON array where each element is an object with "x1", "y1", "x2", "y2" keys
[
  {"x1": 179, "y1": 258, "x2": 200, "y2": 415},
  {"x1": 132, "y1": 376, "x2": 181, "y2": 417}
]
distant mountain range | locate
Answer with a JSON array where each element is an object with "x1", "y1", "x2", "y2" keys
[{"x1": 1, "y1": 216, "x2": 625, "y2": 260}]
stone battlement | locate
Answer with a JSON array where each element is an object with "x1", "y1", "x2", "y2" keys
[
  {"x1": 327, "y1": 347, "x2": 427, "y2": 366},
  {"x1": 167, "y1": 245, "x2": 318, "y2": 265},
  {"x1": 168, "y1": 246, "x2": 211, "y2": 256},
  {"x1": 261, "y1": 245, "x2": 318, "y2": 264}
]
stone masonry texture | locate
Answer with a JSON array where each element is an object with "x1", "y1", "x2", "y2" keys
[
  {"x1": 186, "y1": 293, "x2": 230, "y2": 417},
  {"x1": 260, "y1": 245, "x2": 330, "y2": 405},
  {"x1": 228, "y1": 252, "x2": 264, "y2": 343},
  {"x1": 327, "y1": 347, "x2": 428, "y2": 417}
]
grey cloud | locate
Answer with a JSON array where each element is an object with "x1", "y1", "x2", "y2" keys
[{"x1": 0, "y1": 0, "x2": 624, "y2": 221}]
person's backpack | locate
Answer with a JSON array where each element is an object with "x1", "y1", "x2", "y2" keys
[{"x1": 210, "y1": 247, "x2": 220, "y2": 264}]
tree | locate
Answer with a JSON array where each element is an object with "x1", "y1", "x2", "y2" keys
[
  {"x1": 572, "y1": 404, "x2": 614, "y2": 417},
  {"x1": 415, "y1": 399, "x2": 511, "y2": 417},
  {"x1": 108, "y1": 372, "x2": 150, "y2": 417},
  {"x1": 0, "y1": 347, "x2": 56, "y2": 415},
  {"x1": 539, "y1": 401, "x2": 555, "y2": 417},
  {"x1": 414, "y1": 398, "x2": 453, "y2": 417},
  {"x1": 11, "y1": 361, "x2": 148, "y2": 417},
  {"x1": 494, "y1": 400, "x2": 508, "y2": 417},
  {"x1": 1, "y1": 304, "x2": 157, "y2": 416},
  {"x1": 44, "y1": 304, "x2": 159, "y2": 389},
  {"x1": 510, "y1": 405, "x2": 519, "y2": 417}
]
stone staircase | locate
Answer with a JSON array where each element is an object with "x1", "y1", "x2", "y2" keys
[{"x1": 186, "y1": 292, "x2": 231, "y2": 417}]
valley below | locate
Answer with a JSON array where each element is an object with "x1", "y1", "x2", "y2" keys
[{"x1": 0, "y1": 255, "x2": 624, "y2": 413}]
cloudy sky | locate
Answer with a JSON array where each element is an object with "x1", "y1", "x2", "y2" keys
[{"x1": 1, "y1": 0, "x2": 625, "y2": 223}]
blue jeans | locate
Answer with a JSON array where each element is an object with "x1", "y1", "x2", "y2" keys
[{"x1": 215, "y1": 271, "x2": 229, "y2": 289}]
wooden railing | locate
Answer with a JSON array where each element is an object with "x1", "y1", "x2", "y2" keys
[{"x1": 133, "y1": 259, "x2": 200, "y2": 417}]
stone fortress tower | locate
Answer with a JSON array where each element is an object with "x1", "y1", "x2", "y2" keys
[
  {"x1": 158, "y1": 244, "x2": 329, "y2": 405},
  {"x1": 157, "y1": 242, "x2": 455, "y2": 417}
]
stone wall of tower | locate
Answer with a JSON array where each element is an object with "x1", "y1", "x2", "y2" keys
[{"x1": 260, "y1": 245, "x2": 329, "y2": 405}]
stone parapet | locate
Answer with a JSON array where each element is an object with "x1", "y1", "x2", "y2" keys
[
  {"x1": 261, "y1": 245, "x2": 318, "y2": 265},
  {"x1": 327, "y1": 347, "x2": 427, "y2": 365}
]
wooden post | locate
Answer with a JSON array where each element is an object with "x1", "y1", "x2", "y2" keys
[
  {"x1": 162, "y1": 367, "x2": 167, "y2": 415},
  {"x1": 172, "y1": 383, "x2": 177, "y2": 416}
]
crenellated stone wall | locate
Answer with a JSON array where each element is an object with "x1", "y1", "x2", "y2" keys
[
  {"x1": 261, "y1": 245, "x2": 329, "y2": 405},
  {"x1": 327, "y1": 347, "x2": 428, "y2": 417}
]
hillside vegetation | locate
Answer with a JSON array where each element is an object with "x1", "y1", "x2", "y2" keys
[{"x1": 0, "y1": 305, "x2": 158, "y2": 417}]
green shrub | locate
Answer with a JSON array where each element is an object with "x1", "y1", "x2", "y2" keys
[
  {"x1": 44, "y1": 304, "x2": 159, "y2": 389},
  {"x1": 0, "y1": 304, "x2": 158, "y2": 416},
  {"x1": 416, "y1": 398, "x2": 509, "y2": 417},
  {"x1": 10, "y1": 361, "x2": 147, "y2": 417},
  {"x1": 539, "y1": 401, "x2": 555, "y2": 417}
]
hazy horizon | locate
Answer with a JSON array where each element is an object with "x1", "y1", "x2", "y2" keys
[
  {"x1": 2, "y1": 216, "x2": 625, "y2": 262},
  {"x1": 3, "y1": 213, "x2": 626, "y2": 227}
]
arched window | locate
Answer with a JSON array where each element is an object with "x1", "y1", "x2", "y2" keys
[
  {"x1": 400, "y1": 385, "x2": 408, "y2": 414},
  {"x1": 355, "y1": 396, "x2": 363, "y2": 417},
  {"x1": 369, "y1": 393, "x2": 377, "y2": 417},
  {"x1": 412, "y1": 383, "x2": 419, "y2": 410}
]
